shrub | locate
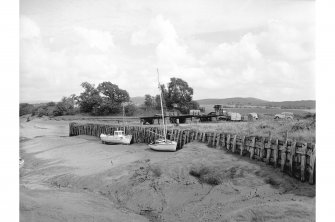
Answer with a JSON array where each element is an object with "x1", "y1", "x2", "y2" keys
[
  {"x1": 189, "y1": 165, "x2": 222, "y2": 186},
  {"x1": 19, "y1": 103, "x2": 34, "y2": 116}
]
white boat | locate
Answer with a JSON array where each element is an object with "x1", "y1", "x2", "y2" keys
[
  {"x1": 149, "y1": 139, "x2": 177, "y2": 152},
  {"x1": 100, "y1": 130, "x2": 132, "y2": 145},
  {"x1": 100, "y1": 104, "x2": 132, "y2": 145},
  {"x1": 149, "y1": 69, "x2": 177, "y2": 152}
]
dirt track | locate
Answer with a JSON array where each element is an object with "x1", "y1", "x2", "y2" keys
[{"x1": 20, "y1": 117, "x2": 315, "y2": 222}]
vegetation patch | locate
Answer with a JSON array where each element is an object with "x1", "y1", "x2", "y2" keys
[
  {"x1": 189, "y1": 165, "x2": 222, "y2": 186},
  {"x1": 264, "y1": 177, "x2": 281, "y2": 188},
  {"x1": 149, "y1": 166, "x2": 162, "y2": 178}
]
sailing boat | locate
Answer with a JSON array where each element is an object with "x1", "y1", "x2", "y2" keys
[
  {"x1": 100, "y1": 104, "x2": 133, "y2": 145},
  {"x1": 148, "y1": 69, "x2": 177, "y2": 152}
]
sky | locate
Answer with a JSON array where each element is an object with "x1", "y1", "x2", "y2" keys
[{"x1": 20, "y1": 0, "x2": 315, "y2": 102}]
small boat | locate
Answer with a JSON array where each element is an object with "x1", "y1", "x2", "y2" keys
[
  {"x1": 100, "y1": 130, "x2": 132, "y2": 145},
  {"x1": 149, "y1": 139, "x2": 177, "y2": 152},
  {"x1": 149, "y1": 68, "x2": 177, "y2": 152},
  {"x1": 100, "y1": 104, "x2": 132, "y2": 145}
]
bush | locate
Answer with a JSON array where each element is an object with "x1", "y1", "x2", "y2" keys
[
  {"x1": 47, "y1": 102, "x2": 56, "y2": 106},
  {"x1": 189, "y1": 166, "x2": 222, "y2": 186},
  {"x1": 125, "y1": 103, "x2": 138, "y2": 116},
  {"x1": 36, "y1": 107, "x2": 48, "y2": 117},
  {"x1": 19, "y1": 103, "x2": 34, "y2": 116}
]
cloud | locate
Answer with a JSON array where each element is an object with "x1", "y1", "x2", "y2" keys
[
  {"x1": 132, "y1": 15, "x2": 195, "y2": 68},
  {"x1": 20, "y1": 16, "x2": 40, "y2": 39},
  {"x1": 20, "y1": 0, "x2": 314, "y2": 102},
  {"x1": 74, "y1": 27, "x2": 115, "y2": 51},
  {"x1": 20, "y1": 17, "x2": 120, "y2": 101},
  {"x1": 173, "y1": 20, "x2": 315, "y2": 100}
]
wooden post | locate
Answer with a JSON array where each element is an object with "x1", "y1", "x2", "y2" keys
[
  {"x1": 309, "y1": 148, "x2": 316, "y2": 185},
  {"x1": 281, "y1": 140, "x2": 288, "y2": 172},
  {"x1": 250, "y1": 137, "x2": 256, "y2": 159},
  {"x1": 289, "y1": 141, "x2": 297, "y2": 176},
  {"x1": 221, "y1": 134, "x2": 226, "y2": 149},
  {"x1": 202, "y1": 132, "x2": 206, "y2": 143},
  {"x1": 300, "y1": 143, "x2": 307, "y2": 182},
  {"x1": 212, "y1": 132, "x2": 217, "y2": 147},
  {"x1": 259, "y1": 137, "x2": 266, "y2": 161},
  {"x1": 232, "y1": 135, "x2": 237, "y2": 153},
  {"x1": 240, "y1": 136, "x2": 246, "y2": 156},
  {"x1": 194, "y1": 130, "x2": 199, "y2": 141},
  {"x1": 226, "y1": 134, "x2": 231, "y2": 151},
  {"x1": 182, "y1": 130, "x2": 187, "y2": 147},
  {"x1": 216, "y1": 133, "x2": 221, "y2": 148},
  {"x1": 266, "y1": 133, "x2": 272, "y2": 164},
  {"x1": 207, "y1": 132, "x2": 212, "y2": 146}
]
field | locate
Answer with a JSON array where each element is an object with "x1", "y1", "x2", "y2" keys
[
  {"x1": 200, "y1": 104, "x2": 315, "y2": 116},
  {"x1": 47, "y1": 110, "x2": 315, "y2": 143},
  {"x1": 20, "y1": 117, "x2": 315, "y2": 222}
]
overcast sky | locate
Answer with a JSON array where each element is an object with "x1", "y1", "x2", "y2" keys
[{"x1": 20, "y1": 0, "x2": 314, "y2": 102}]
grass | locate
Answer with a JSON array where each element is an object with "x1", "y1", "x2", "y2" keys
[
  {"x1": 48, "y1": 110, "x2": 315, "y2": 143},
  {"x1": 189, "y1": 165, "x2": 222, "y2": 185},
  {"x1": 179, "y1": 118, "x2": 315, "y2": 143}
]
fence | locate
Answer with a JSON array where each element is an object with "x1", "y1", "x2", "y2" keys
[{"x1": 69, "y1": 122, "x2": 316, "y2": 184}]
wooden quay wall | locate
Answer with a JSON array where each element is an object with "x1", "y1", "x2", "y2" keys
[{"x1": 69, "y1": 122, "x2": 316, "y2": 185}]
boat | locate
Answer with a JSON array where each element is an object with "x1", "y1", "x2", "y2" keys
[
  {"x1": 149, "y1": 138, "x2": 177, "y2": 152},
  {"x1": 100, "y1": 104, "x2": 133, "y2": 145},
  {"x1": 100, "y1": 130, "x2": 132, "y2": 145},
  {"x1": 148, "y1": 69, "x2": 177, "y2": 152}
]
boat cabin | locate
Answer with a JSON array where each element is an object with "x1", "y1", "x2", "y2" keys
[{"x1": 114, "y1": 130, "x2": 125, "y2": 136}]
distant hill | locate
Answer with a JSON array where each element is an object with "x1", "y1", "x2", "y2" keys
[
  {"x1": 20, "y1": 100, "x2": 54, "y2": 105},
  {"x1": 261, "y1": 100, "x2": 315, "y2": 109},
  {"x1": 195, "y1": 97, "x2": 269, "y2": 106},
  {"x1": 196, "y1": 97, "x2": 315, "y2": 109}
]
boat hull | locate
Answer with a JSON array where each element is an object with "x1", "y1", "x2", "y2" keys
[
  {"x1": 149, "y1": 141, "x2": 177, "y2": 152},
  {"x1": 100, "y1": 134, "x2": 132, "y2": 145}
]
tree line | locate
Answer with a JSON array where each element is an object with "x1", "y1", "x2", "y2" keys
[{"x1": 19, "y1": 78, "x2": 199, "y2": 117}]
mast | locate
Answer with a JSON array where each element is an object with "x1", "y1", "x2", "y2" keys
[{"x1": 157, "y1": 68, "x2": 167, "y2": 141}]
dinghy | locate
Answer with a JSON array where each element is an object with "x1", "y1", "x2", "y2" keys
[
  {"x1": 100, "y1": 104, "x2": 132, "y2": 145},
  {"x1": 149, "y1": 69, "x2": 177, "y2": 152}
]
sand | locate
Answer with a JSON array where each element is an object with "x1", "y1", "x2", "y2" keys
[{"x1": 20, "y1": 117, "x2": 315, "y2": 222}]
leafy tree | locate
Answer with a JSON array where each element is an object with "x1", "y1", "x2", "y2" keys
[
  {"x1": 97, "y1": 82, "x2": 129, "y2": 103},
  {"x1": 144, "y1": 94, "x2": 156, "y2": 109},
  {"x1": 53, "y1": 95, "x2": 78, "y2": 116},
  {"x1": 155, "y1": 93, "x2": 168, "y2": 110},
  {"x1": 124, "y1": 103, "x2": 137, "y2": 116},
  {"x1": 47, "y1": 102, "x2": 56, "y2": 107},
  {"x1": 187, "y1": 100, "x2": 200, "y2": 110},
  {"x1": 164, "y1": 78, "x2": 194, "y2": 113},
  {"x1": 19, "y1": 103, "x2": 34, "y2": 116},
  {"x1": 77, "y1": 82, "x2": 102, "y2": 113},
  {"x1": 97, "y1": 82, "x2": 130, "y2": 115}
]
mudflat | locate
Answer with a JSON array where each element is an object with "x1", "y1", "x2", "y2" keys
[{"x1": 20, "y1": 117, "x2": 315, "y2": 222}]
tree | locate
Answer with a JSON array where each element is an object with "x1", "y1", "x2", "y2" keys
[
  {"x1": 164, "y1": 78, "x2": 194, "y2": 113},
  {"x1": 77, "y1": 82, "x2": 102, "y2": 113},
  {"x1": 97, "y1": 82, "x2": 130, "y2": 115},
  {"x1": 124, "y1": 103, "x2": 137, "y2": 116},
  {"x1": 19, "y1": 103, "x2": 34, "y2": 116},
  {"x1": 97, "y1": 82, "x2": 129, "y2": 103},
  {"x1": 144, "y1": 94, "x2": 155, "y2": 109},
  {"x1": 53, "y1": 95, "x2": 78, "y2": 116},
  {"x1": 187, "y1": 100, "x2": 200, "y2": 110}
]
